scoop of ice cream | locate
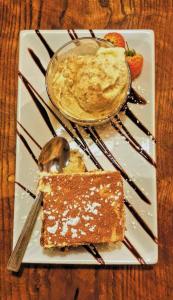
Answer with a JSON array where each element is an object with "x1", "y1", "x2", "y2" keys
[
  {"x1": 74, "y1": 47, "x2": 128, "y2": 113},
  {"x1": 49, "y1": 46, "x2": 129, "y2": 121}
]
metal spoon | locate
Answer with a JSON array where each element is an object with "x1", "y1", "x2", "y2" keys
[{"x1": 7, "y1": 137, "x2": 70, "y2": 272}]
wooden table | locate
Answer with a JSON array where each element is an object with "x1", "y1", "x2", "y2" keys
[{"x1": 0, "y1": 1, "x2": 173, "y2": 299}]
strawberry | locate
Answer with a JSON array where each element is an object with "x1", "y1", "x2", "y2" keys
[
  {"x1": 125, "y1": 45, "x2": 143, "y2": 80},
  {"x1": 104, "y1": 32, "x2": 125, "y2": 48}
]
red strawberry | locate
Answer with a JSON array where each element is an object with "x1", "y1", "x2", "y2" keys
[
  {"x1": 104, "y1": 32, "x2": 125, "y2": 48},
  {"x1": 125, "y1": 46, "x2": 143, "y2": 80}
]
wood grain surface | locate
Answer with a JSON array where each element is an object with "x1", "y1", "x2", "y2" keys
[{"x1": 0, "y1": 0, "x2": 173, "y2": 299}]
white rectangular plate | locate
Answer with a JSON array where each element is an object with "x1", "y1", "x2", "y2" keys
[{"x1": 14, "y1": 29, "x2": 157, "y2": 265}]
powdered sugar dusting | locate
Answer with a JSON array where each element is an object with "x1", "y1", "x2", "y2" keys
[
  {"x1": 80, "y1": 230, "x2": 86, "y2": 235},
  {"x1": 71, "y1": 228, "x2": 78, "y2": 238},
  {"x1": 60, "y1": 223, "x2": 67, "y2": 236},
  {"x1": 62, "y1": 209, "x2": 69, "y2": 217},
  {"x1": 82, "y1": 215, "x2": 93, "y2": 221},
  {"x1": 89, "y1": 225, "x2": 96, "y2": 232},
  {"x1": 85, "y1": 202, "x2": 101, "y2": 215},
  {"x1": 48, "y1": 215, "x2": 55, "y2": 220},
  {"x1": 66, "y1": 216, "x2": 80, "y2": 226},
  {"x1": 47, "y1": 221, "x2": 59, "y2": 234},
  {"x1": 60, "y1": 216, "x2": 80, "y2": 237}
]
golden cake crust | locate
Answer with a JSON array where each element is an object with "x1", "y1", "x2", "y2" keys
[{"x1": 39, "y1": 171, "x2": 125, "y2": 248}]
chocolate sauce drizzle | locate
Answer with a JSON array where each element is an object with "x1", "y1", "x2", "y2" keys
[
  {"x1": 70, "y1": 122, "x2": 103, "y2": 170},
  {"x1": 84, "y1": 244, "x2": 105, "y2": 265},
  {"x1": 111, "y1": 118, "x2": 156, "y2": 167},
  {"x1": 15, "y1": 181, "x2": 36, "y2": 199},
  {"x1": 67, "y1": 29, "x2": 76, "y2": 41},
  {"x1": 35, "y1": 30, "x2": 54, "y2": 58},
  {"x1": 17, "y1": 129, "x2": 38, "y2": 164},
  {"x1": 124, "y1": 106, "x2": 156, "y2": 142},
  {"x1": 85, "y1": 126, "x2": 151, "y2": 204},
  {"x1": 124, "y1": 199, "x2": 158, "y2": 243},
  {"x1": 123, "y1": 88, "x2": 156, "y2": 142},
  {"x1": 89, "y1": 29, "x2": 96, "y2": 38},
  {"x1": 123, "y1": 237, "x2": 146, "y2": 264},
  {"x1": 28, "y1": 48, "x2": 46, "y2": 74},
  {"x1": 17, "y1": 121, "x2": 42, "y2": 150},
  {"x1": 18, "y1": 72, "x2": 56, "y2": 138},
  {"x1": 127, "y1": 87, "x2": 147, "y2": 105},
  {"x1": 28, "y1": 48, "x2": 46, "y2": 76},
  {"x1": 71, "y1": 29, "x2": 78, "y2": 39}
]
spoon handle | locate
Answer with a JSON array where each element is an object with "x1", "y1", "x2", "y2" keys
[{"x1": 7, "y1": 192, "x2": 43, "y2": 272}]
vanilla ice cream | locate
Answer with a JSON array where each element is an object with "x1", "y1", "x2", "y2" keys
[{"x1": 47, "y1": 47, "x2": 129, "y2": 122}]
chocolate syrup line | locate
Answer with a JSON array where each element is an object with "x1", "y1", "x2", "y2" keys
[
  {"x1": 17, "y1": 129, "x2": 38, "y2": 164},
  {"x1": 35, "y1": 30, "x2": 54, "y2": 58},
  {"x1": 86, "y1": 127, "x2": 151, "y2": 204},
  {"x1": 28, "y1": 48, "x2": 46, "y2": 75},
  {"x1": 17, "y1": 121, "x2": 42, "y2": 150},
  {"x1": 84, "y1": 244, "x2": 105, "y2": 265},
  {"x1": 128, "y1": 87, "x2": 147, "y2": 105},
  {"x1": 67, "y1": 30, "x2": 80, "y2": 46},
  {"x1": 125, "y1": 106, "x2": 156, "y2": 142},
  {"x1": 18, "y1": 72, "x2": 56, "y2": 138},
  {"x1": 72, "y1": 29, "x2": 78, "y2": 39},
  {"x1": 70, "y1": 122, "x2": 103, "y2": 170},
  {"x1": 89, "y1": 29, "x2": 96, "y2": 38},
  {"x1": 28, "y1": 48, "x2": 46, "y2": 76},
  {"x1": 120, "y1": 87, "x2": 156, "y2": 142},
  {"x1": 67, "y1": 29, "x2": 75, "y2": 40},
  {"x1": 115, "y1": 115, "x2": 145, "y2": 148},
  {"x1": 15, "y1": 181, "x2": 36, "y2": 199},
  {"x1": 111, "y1": 118, "x2": 156, "y2": 167},
  {"x1": 123, "y1": 236, "x2": 146, "y2": 264},
  {"x1": 124, "y1": 199, "x2": 158, "y2": 243},
  {"x1": 18, "y1": 71, "x2": 78, "y2": 143}
]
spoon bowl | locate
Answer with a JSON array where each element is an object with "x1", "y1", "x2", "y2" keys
[{"x1": 38, "y1": 137, "x2": 70, "y2": 172}]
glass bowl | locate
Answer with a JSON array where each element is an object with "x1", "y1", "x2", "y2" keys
[{"x1": 46, "y1": 37, "x2": 131, "y2": 126}]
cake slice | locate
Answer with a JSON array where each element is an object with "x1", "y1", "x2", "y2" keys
[{"x1": 39, "y1": 171, "x2": 125, "y2": 248}]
